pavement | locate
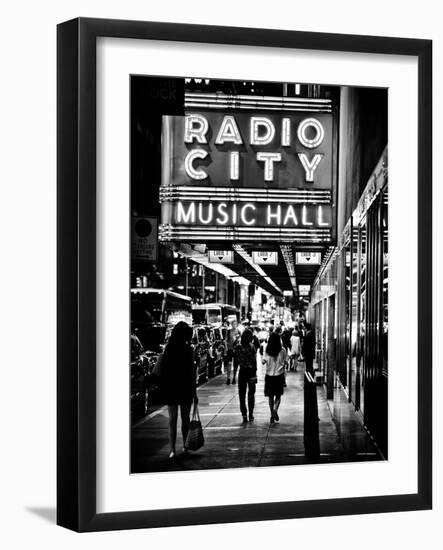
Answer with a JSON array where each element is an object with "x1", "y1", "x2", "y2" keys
[{"x1": 131, "y1": 357, "x2": 381, "y2": 473}]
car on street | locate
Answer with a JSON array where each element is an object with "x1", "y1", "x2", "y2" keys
[
  {"x1": 192, "y1": 326, "x2": 213, "y2": 384},
  {"x1": 211, "y1": 326, "x2": 227, "y2": 375},
  {"x1": 130, "y1": 333, "x2": 150, "y2": 419}
]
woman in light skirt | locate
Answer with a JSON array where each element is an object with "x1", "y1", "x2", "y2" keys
[{"x1": 262, "y1": 332, "x2": 287, "y2": 423}]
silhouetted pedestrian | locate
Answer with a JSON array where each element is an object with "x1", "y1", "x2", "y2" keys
[
  {"x1": 159, "y1": 321, "x2": 197, "y2": 459},
  {"x1": 234, "y1": 329, "x2": 258, "y2": 422}
]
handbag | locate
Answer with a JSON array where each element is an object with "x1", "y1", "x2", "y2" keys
[{"x1": 185, "y1": 401, "x2": 204, "y2": 451}]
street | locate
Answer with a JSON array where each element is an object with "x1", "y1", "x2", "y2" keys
[{"x1": 131, "y1": 358, "x2": 380, "y2": 473}]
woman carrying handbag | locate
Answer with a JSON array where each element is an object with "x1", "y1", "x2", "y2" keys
[
  {"x1": 159, "y1": 321, "x2": 198, "y2": 459},
  {"x1": 185, "y1": 398, "x2": 204, "y2": 451}
]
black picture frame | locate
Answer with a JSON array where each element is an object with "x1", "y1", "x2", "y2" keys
[{"x1": 57, "y1": 17, "x2": 432, "y2": 532}]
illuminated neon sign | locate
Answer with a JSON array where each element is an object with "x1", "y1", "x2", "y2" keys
[
  {"x1": 160, "y1": 93, "x2": 336, "y2": 243},
  {"x1": 183, "y1": 115, "x2": 325, "y2": 183},
  {"x1": 171, "y1": 201, "x2": 331, "y2": 228},
  {"x1": 163, "y1": 109, "x2": 333, "y2": 189}
]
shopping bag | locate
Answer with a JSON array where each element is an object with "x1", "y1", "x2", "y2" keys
[{"x1": 185, "y1": 401, "x2": 204, "y2": 451}]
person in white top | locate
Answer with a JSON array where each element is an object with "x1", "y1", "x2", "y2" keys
[
  {"x1": 289, "y1": 328, "x2": 301, "y2": 371},
  {"x1": 262, "y1": 332, "x2": 288, "y2": 423}
]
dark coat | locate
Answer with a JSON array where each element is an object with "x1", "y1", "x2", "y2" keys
[
  {"x1": 160, "y1": 343, "x2": 196, "y2": 405},
  {"x1": 281, "y1": 329, "x2": 292, "y2": 350},
  {"x1": 234, "y1": 343, "x2": 257, "y2": 378}
]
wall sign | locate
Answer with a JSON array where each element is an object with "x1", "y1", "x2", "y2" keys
[
  {"x1": 252, "y1": 251, "x2": 278, "y2": 265},
  {"x1": 131, "y1": 216, "x2": 158, "y2": 261},
  {"x1": 208, "y1": 250, "x2": 234, "y2": 263},
  {"x1": 296, "y1": 251, "x2": 322, "y2": 264},
  {"x1": 299, "y1": 284, "x2": 311, "y2": 296}
]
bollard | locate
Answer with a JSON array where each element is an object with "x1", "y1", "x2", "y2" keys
[{"x1": 304, "y1": 370, "x2": 320, "y2": 460}]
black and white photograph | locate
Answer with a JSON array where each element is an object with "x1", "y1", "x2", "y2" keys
[
  {"x1": 130, "y1": 75, "x2": 388, "y2": 473},
  {"x1": 0, "y1": 0, "x2": 439, "y2": 542}
]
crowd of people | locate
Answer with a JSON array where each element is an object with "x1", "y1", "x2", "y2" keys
[
  {"x1": 157, "y1": 318, "x2": 315, "y2": 459},
  {"x1": 224, "y1": 319, "x2": 316, "y2": 424}
]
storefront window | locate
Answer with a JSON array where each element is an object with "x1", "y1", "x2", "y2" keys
[
  {"x1": 359, "y1": 218, "x2": 367, "y2": 414},
  {"x1": 351, "y1": 222, "x2": 359, "y2": 408},
  {"x1": 382, "y1": 189, "x2": 388, "y2": 377},
  {"x1": 338, "y1": 240, "x2": 352, "y2": 391}
]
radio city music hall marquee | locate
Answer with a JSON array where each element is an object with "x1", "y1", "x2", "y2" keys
[{"x1": 159, "y1": 93, "x2": 336, "y2": 243}]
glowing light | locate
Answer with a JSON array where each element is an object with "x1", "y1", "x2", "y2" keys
[
  {"x1": 256, "y1": 152, "x2": 281, "y2": 181},
  {"x1": 298, "y1": 153, "x2": 323, "y2": 182},
  {"x1": 230, "y1": 151, "x2": 239, "y2": 180},
  {"x1": 233, "y1": 245, "x2": 282, "y2": 294},
  {"x1": 215, "y1": 203, "x2": 229, "y2": 225},
  {"x1": 240, "y1": 204, "x2": 256, "y2": 225},
  {"x1": 160, "y1": 185, "x2": 331, "y2": 204},
  {"x1": 171, "y1": 201, "x2": 330, "y2": 231},
  {"x1": 184, "y1": 92, "x2": 333, "y2": 113},
  {"x1": 198, "y1": 203, "x2": 213, "y2": 224},
  {"x1": 184, "y1": 149, "x2": 208, "y2": 180},
  {"x1": 215, "y1": 115, "x2": 243, "y2": 145},
  {"x1": 281, "y1": 118, "x2": 291, "y2": 146},
  {"x1": 184, "y1": 114, "x2": 209, "y2": 143},
  {"x1": 267, "y1": 204, "x2": 281, "y2": 225},
  {"x1": 232, "y1": 203, "x2": 238, "y2": 224},
  {"x1": 317, "y1": 205, "x2": 329, "y2": 226},
  {"x1": 250, "y1": 117, "x2": 275, "y2": 145},
  {"x1": 297, "y1": 118, "x2": 325, "y2": 149},
  {"x1": 302, "y1": 205, "x2": 313, "y2": 226},
  {"x1": 176, "y1": 202, "x2": 195, "y2": 223},
  {"x1": 159, "y1": 224, "x2": 332, "y2": 243},
  {"x1": 283, "y1": 205, "x2": 298, "y2": 225}
]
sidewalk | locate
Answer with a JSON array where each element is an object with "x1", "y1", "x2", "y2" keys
[{"x1": 131, "y1": 360, "x2": 381, "y2": 473}]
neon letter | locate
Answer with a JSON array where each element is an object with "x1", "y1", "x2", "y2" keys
[
  {"x1": 230, "y1": 151, "x2": 239, "y2": 180},
  {"x1": 176, "y1": 202, "x2": 195, "y2": 223},
  {"x1": 257, "y1": 152, "x2": 281, "y2": 182},
  {"x1": 215, "y1": 115, "x2": 243, "y2": 145},
  {"x1": 250, "y1": 117, "x2": 275, "y2": 145},
  {"x1": 184, "y1": 149, "x2": 208, "y2": 180},
  {"x1": 302, "y1": 205, "x2": 313, "y2": 226},
  {"x1": 240, "y1": 204, "x2": 256, "y2": 226},
  {"x1": 281, "y1": 118, "x2": 291, "y2": 146},
  {"x1": 198, "y1": 203, "x2": 213, "y2": 224},
  {"x1": 216, "y1": 203, "x2": 229, "y2": 225},
  {"x1": 297, "y1": 118, "x2": 325, "y2": 149},
  {"x1": 298, "y1": 153, "x2": 323, "y2": 182},
  {"x1": 283, "y1": 205, "x2": 298, "y2": 226},
  {"x1": 232, "y1": 204, "x2": 238, "y2": 224},
  {"x1": 317, "y1": 205, "x2": 329, "y2": 226},
  {"x1": 184, "y1": 114, "x2": 208, "y2": 144},
  {"x1": 267, "y1": 205, "x2": 281, "y2": 225}
]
